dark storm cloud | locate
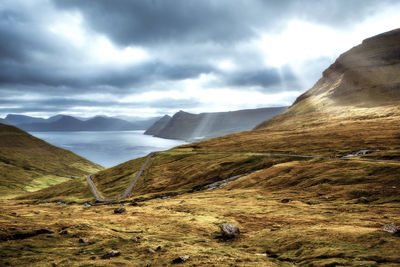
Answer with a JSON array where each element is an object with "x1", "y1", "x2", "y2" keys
[
  {"x1": 53, "y1": 0, "x2": 266, "y2": 46},
  {"x1": 220, "y1": 66, "x2": 297, "y2": 90},
  {"x1": 0, "y1": 60, "x2": 213, "y2": 88},
  {"x1": 53, "y1": 0, "x2": 396, "y2": 47}
]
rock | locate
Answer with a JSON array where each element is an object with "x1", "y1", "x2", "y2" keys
[
  {"x1": 280, "y1": 198, "x2": 290, "y2": 203},
  {"x1": 382, "y1": 223, "x2": 400, "y2": 235},
  {"x1": 51, "y1": 263, "x2": 58, "y2": 267},
  {"x1": 79, "y1": 238, "x2": 89, "y2": 243},
  {"x1": 220, "y1": 223, "x2": 240, "y2": 239},
  {"x1": 114, "y1": 207, "x2": 126, "y2": 214},
  {"x1": 83, "y1": 202, "x2": 91, "y2": 207},
  {"x1": 147, "y1": 248, "x2": 155, "y2": 253},
  {"x1": 172, "y1": 255, "x2": 190, "y2": 264},
  {"x1": 156, "y1": 246, "x2": 162, "y2": 251},
  {"x1": 101, "y1": 250, "x2": 121, "y2": 259},
  {"x1": 74, "y1": 249, "x2": 85, "y2": 255},
  {"x1": 60, "y1": 230, "x2": 68, "y2": 235},
  {"x1": 90, "y1": 256, "x2": 96, "y2": 260},
  {"x1": 357, "y1": 197, "x2": 370, "y2": 204},
  {"x1": 145, "y1": 264, "x2": 152, "y2": 267}
]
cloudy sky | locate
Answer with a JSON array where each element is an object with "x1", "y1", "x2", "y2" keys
[{"x1": 0, "y1": 0, "x2": 399, "y2": 118}]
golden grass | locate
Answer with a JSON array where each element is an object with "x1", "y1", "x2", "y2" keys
[
  {"x1": 24, "y1": 175, "x2": 70, "y2": 192},
  {"x1": 1, "y1": 185, "x2": 400, "y2": 266}
]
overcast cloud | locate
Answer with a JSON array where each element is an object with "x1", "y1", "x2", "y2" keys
[{"x1": 0, "y1": 0, "x2": 399, "y2": 118}]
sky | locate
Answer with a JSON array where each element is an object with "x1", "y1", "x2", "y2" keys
[{"x1": 0, "y1": 0, "x2": 399, "y2": 118}]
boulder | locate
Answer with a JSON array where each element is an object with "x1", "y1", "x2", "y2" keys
[
  {"x1": 382, "y1": 223, "x2": 400, "y2": 236},
  {"x1": 220, "y1": 223, "x2": 240, "y2": 239},
  {"x1": 101, "y1": 250, "x2": 121, "y2": 259},
  {"x1": 79, "y1": 238, "x2": 89, "y2": 243},
  {"x1": 114, "y1": 207, "x2": 126, "y2": 214},
  {"x1": 280, "y1": 198, "x2": 290, "y2": 203},
  {"x1": 172, "y1": 255, "x2": 190, "y2": 264},
  {"x1": 357, "y1": 197, "x2": 370, "y2": 204}
]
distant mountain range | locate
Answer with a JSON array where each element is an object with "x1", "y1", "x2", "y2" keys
[
  {"x1": 145, "y1": 107, "x2": 287, "y2": 141},
  {"x1": 3, "y1": 114, "x2": 160, "y2": 132}
]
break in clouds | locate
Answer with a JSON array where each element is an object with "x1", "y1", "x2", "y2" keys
[{"x1": 1, "y1": 0, "x2": 399, "y2": 117}]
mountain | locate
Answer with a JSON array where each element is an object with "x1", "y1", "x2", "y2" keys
[
  {"x1": 144, "y1": 115, "x2": 171, "y2": 136},
  {"x1": 15, "y1": 115, "x2": 157, "y2": 131},
  {"x1": 0, "y1": 123, "x2": 102, "y2": 198},
  {"x1": 145, "y1": 107, "x2": 287, "y2": 141},
  {"x1": 5, "y1": 114, "x2": 47, "y2": 124}
]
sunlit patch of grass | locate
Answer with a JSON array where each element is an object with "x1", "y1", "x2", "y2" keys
[{"x1": 24, "y1": 175, "x2": 70, "y2": 192}]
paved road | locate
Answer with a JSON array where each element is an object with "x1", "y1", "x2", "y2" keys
[{"x1": 86, "y1": 150, "x2": 400, "y2": 202}]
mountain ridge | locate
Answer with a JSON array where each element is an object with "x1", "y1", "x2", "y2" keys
[
  {"x1": 146, "y1": 107, "x2": 287, "y2": 141},
  {"x1": 4, "y1": 114, "x2": 161, "y2": 131}
]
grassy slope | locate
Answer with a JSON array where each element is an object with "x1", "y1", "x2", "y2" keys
[{"x1": 0, "y1": 123, "x2": 103, "y2": 198}]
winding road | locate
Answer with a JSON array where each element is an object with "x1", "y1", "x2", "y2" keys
[
  {"x1": 86, "y1": 150, "x2": 400, "y2": 202},
  {"x1": 86, "y1": 152, "x2": 156, "y2": 202}
]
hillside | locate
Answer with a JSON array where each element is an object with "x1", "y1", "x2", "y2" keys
[
  {"x1": 3, "y1": 29, "x2": 400, "y2": 266},
  {"x1": 146, "y1": 107, "x2": 287, "y2": 141},
  {"x1": 0, "y1": 123, "x2": 102, "y2": 198}
]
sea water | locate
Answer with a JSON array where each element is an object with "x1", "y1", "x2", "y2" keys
[{"x1": 29, "y1": 131, "x2": 186, "y2": 167}]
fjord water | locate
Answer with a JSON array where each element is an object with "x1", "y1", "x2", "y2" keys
[{"x1": 29, "y1": 131, "x2": 186, "y2": 167}]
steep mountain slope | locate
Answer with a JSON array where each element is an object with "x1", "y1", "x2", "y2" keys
[
  {"x1": 0, "y1": 123, "x2": 102, "y2": 198},
  {"x1": 144, "y1": 115, "x2": 171, "y2": 136},
  {"x1": 147, "y1": 107, "x2": 287, "y2": 141}
]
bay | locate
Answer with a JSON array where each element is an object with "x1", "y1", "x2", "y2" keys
[{"x1": 29, "y1": 131, "x2": 186, "y2": 167}]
